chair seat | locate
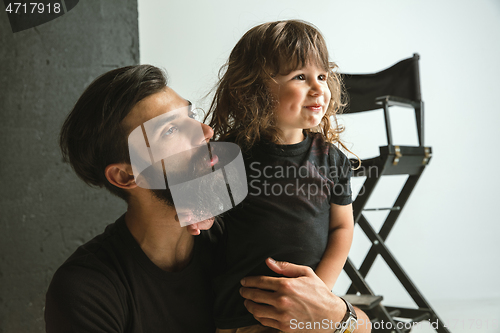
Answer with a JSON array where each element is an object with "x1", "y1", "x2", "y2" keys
[
  {"x1": 352, "y1": 145, "x2": 432, "y2": 177},
  {"x1": 342, "y1": 294, "x2": 384, "y2": 311}
]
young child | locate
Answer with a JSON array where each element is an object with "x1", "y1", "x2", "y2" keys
[{"x1": 206, "y1": 20, "x2": 355, "y2": 332}]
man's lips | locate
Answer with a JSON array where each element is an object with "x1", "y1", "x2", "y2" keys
[
  {"x1": 205, "y1": 141, "x2": 219, "y2": 168},
  {"x1": 210, "y1": 154, "x2": 219, "y2": 167}
]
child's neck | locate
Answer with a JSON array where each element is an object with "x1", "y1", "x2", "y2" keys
[{"x1": 279, "y1": 129, "x2": 306, "y2": 145}]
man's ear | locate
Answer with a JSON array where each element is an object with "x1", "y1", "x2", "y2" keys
[{"x1": 105, "y1": 163, "x2": 137, "y2": 190}]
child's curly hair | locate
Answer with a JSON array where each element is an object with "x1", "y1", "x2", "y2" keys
[{"x1": 205, "y1": 19, "x2": 347, "y2": 151}]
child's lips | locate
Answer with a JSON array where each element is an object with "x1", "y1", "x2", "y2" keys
[{"x1": 305, "y1": 104, "x2": 323, "y2": 112}]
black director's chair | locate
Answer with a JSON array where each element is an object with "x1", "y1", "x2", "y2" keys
[{"x1": 339, "y1": 54, "x2": 450, "y2": 333}]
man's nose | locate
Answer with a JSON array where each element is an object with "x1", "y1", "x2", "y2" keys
[{"x1": 200, "y1": 122, "x2": 214, "y2": 144}]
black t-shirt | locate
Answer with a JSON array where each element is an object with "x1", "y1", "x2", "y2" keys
[
  {"x1": 213, "y1": 132, "x2": 352, "y2": 329},
  {"x1": 45, "y1": 215, "x2": 221, "y2": 333}
]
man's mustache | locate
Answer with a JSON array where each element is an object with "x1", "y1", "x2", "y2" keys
[{"x1": 135, "y1": 144, "x2": 217, "y2": 189}]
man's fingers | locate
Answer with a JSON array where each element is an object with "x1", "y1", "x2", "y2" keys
[
  {"x1": 239, "y1": 286, "x2": 278, "y2": 306},
  {"x1": 185, "y1": 218, "x2": 215, "y2": 236},
  {"x1": 241, "y1": 258, "x2": 315, "y2": 292},
  {"x1": 240, "y1": 274, "x2": 284, "y2": 292},
  {"x1": 253, "y1": 317, "x2": 283, "y2": 332},
  {"x1": 186, "y1": 224, "x2": 201, "y2": 235},
  {"x1": 265, "y1": 257, "x2": 314, "y2": 278},
  {"x1": 195, "y1": 218, "x2": 215, "y2": 230},
  {"x1": 244, "y1": 300, "x2": 290, "y2": 332},
  {"x1": 243, "y1": 299, "x2": 276, "y2": 317}
]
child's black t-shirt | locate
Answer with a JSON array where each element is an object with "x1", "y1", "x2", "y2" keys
[{"x1": 213, "y1": 132, "x2": 353, "y2": 329}]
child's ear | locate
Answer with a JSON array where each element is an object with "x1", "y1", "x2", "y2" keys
[{"x1": 105, "y1": 163, "x2": 137, "y2": 189}]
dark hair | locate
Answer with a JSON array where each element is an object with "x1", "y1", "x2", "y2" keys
[
  {"x1": 59, "y1": 65, "x2": 168, "y2": 201},
  {"x1": 205, "y1": 19, "x2": 346, "y2": 150}
]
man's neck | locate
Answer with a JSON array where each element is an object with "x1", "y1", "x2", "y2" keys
[{"x1": 124, "y1": 194, "x2": 194, "y2": 272}]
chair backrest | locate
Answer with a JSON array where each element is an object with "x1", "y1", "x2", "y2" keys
[{"x1": 340, "y1": 54, "x2": 424, "y2": 147}]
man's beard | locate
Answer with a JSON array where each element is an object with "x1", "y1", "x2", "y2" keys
[
  {"x1": 150, "y1": 187, "x2": 175, "y2": 207},
  {"x1": 147, "y1": 143, "x2": 242, "y2": 225},
  {"x1": 150, "y1": 169, "x2": 228, "y2": 222},
  {"x1": 141, "y1": 144, "x2": 216, "y2": 208}
]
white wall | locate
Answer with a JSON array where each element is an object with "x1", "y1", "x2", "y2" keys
[{"x1": 138, "y1": 0, "x2": 500, "y2": 304}]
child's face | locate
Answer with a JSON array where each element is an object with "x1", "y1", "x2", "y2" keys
[{"x1": 267, "y1": 63, "x2": 331, "y2": 143}]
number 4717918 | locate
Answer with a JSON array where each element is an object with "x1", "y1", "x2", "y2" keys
[{"x1": 5, "y1": 2, "x2": 62, "y2": 14}]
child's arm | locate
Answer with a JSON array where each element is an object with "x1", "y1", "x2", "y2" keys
[{"x1": 314, "y1": 203, "x2": 354, "y2": 290}]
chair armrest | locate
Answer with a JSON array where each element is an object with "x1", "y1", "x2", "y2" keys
[{"x1": 375, "y1": 95, "x2": 421, "y2": 109}]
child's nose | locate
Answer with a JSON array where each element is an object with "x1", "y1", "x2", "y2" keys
[{"x1": 309, "y1": 81, "x2": 324, "y2": 96}]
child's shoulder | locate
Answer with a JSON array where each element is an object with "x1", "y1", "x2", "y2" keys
[
  {"x1": 308, "y1": 132, "x2": 351, "y2": 167},
  {"x1": 309, "y1": 132, "x2": 328, "y2": 147},
  {"x1": 309, "y1": 132, "x2": 334, "y2": 154}
]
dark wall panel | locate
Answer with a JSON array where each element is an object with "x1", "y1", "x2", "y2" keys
[{"x1": 0, "y1": 1, "x2": 138, "y2": 331}]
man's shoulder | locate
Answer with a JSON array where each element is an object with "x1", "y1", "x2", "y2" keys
[
  {"x1": 45, "y1": 259, "x2": 127, "y2": 333},
  {"x1": 49, "y1": 214, "x2": 128, "y2": 295},
  {"x1": 63, "y1": 215, "x2": 123, "y2": 265},
  {"x1": 48, "y1": 249, "x2": 122, "y2": 299},
  {"x1": 45, "y1": 215, "x2": 129, "y2": 332}
]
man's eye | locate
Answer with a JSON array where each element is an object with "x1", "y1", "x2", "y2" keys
[{"x1": 162, "y1": 126, "x2": 178, "y2": 137}]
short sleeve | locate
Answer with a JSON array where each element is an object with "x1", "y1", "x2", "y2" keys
[
  {"x1": 328, "y1": 145, "x2": 353, "y2": 205},
  {"x1": 45, "y1": 262, "x2": 127, "y2": 333}
]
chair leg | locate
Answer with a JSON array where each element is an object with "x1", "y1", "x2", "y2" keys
[
  {"x1": 343, "y1": 258, "x2": 375, "y2": 295},
  {"x1": 354, "y1": 214, "x2": 451, "y2": 333},
  {"x1": 353, "y1": 175, "x2": 382, "y2": 223},
  {"x1": 348, "y1": 174, "x2": 421, "y2": 296},
  {"x1": 346, "y1": 150, "x2": 448, "y2": 332}
]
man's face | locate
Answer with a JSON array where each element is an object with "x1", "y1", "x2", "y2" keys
[
  {"x1": 123, "y1": 87, "x2": 215, "y2": 209},
  {"x1": 122, "y1": 87, "x2": 247, "y2": 227},
  {"x1": 124, "y1": 87, "x2": 214, "y2": 179}
]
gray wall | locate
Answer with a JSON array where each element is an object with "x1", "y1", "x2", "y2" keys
[{"x1": 0, "y1": 1, "x2": 137, "y2": 332}]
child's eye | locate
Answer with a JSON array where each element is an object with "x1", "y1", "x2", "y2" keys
[
  {"x1": 162, "y1": 126, "x2": 178, "y2": 138},
  {"x1": 293, "y1": 74, "x2": 306, "y2": 80},
  {"x1": 318, "y1": 74, "x2": 327, "y2": 81}
]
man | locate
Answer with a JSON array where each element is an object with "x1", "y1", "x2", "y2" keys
[{"x1": 45, "y1": 65, "x2": 370, "y2": 332}]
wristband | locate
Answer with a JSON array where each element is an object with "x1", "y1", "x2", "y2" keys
[{"x1": 334, "y1": 297, "x2": 357, "y2": 333}]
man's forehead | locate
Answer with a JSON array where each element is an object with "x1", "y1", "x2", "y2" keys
[{"x1": 123, "y1": 87, "x2": 189, "y2": 133}]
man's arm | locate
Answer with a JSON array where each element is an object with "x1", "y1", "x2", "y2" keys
[{"x1": 239, "y1": 258, "x2": 371, "y2": 333}]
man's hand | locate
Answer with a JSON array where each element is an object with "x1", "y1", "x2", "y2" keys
[
  {"x1": 239, "y1": 258, "x2": 346, "y2": 332},
  {"x1": 185, "y1": 217, "x2": 215, "y2": 235}
]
